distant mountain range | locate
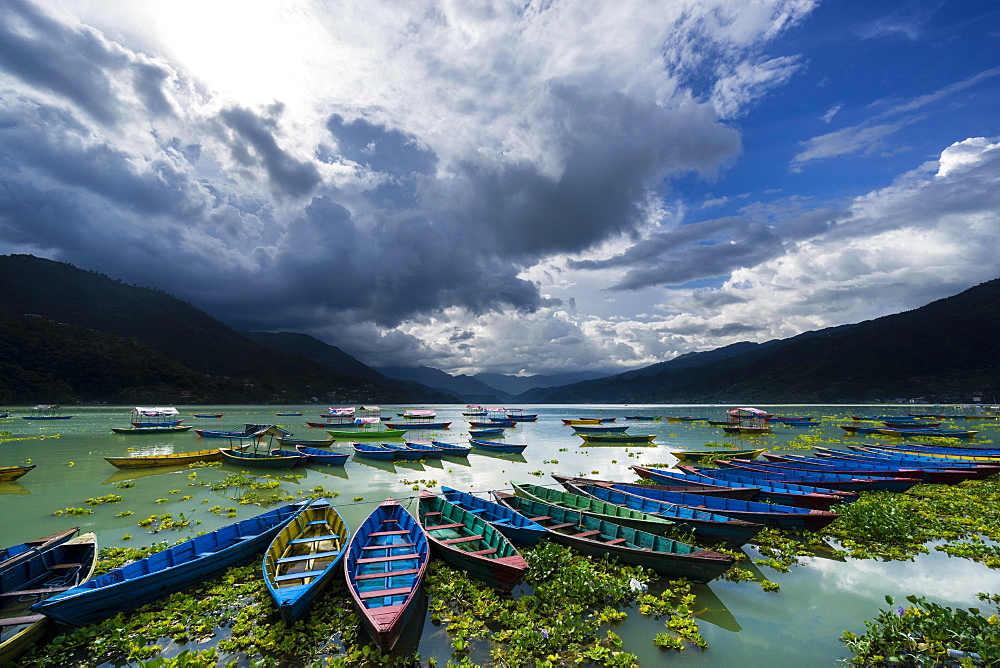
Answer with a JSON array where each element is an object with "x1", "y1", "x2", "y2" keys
[{"x1": 1, "y1": 253, "x2": 996, "y2": 404}]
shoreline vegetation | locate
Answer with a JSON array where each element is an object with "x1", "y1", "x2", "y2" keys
[{"x1": 11, "y1": 465, "x2": 1000, "y2": 667}]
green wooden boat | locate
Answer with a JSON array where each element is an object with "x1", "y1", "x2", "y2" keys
[
  {"x1": 417, "y1": 491, "x2": 528, "y2": 593},
  {"x1": 510, "y1": 480, "x2": 680, "y2": 537},
  {"x1": 491, "y1": 491, "x2": 733, "y2": 582}
]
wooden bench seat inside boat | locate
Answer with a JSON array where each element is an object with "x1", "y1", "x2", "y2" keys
[
  {"x1": 0, "y1": 614, "x2": 46, "y2": 627},
  {"x1": 368, "y1": 530, "x2": 410, "y2": 537},
  {"x1": 469, "y1": 548, "x2": 498, "y2": 555},
  {"x1": 356, "y1": 553, "x2": 420, "y2": 564},
  {"x1": 426, "y1": 523, "x2": 464, "y2": 531},
  {"x1": 548, "y1": 522, "x2": 575, "y2": 530},
  {"x1": 274, "y1": 569, "x2": 327, "y2": 583},
  {"x1": 355, "y1": 567, "x2": 421, "y2": 581},
  {"x1": 573, "y1": 530, "x2": 602, "y2": 539},
  {"x1": 276, "y1": 550, "x2": 340, "y2": 564},
  {"x1": 363, "y1": 542, "x2": 415, "y2": 550},
  {"x1": 288, "y1": 534, "x2": 340, "y2": 544},
  {"x1": 604, "y1": 538, "x2": 628, "y2": 545},
  {"x1": 359, "y1": 587, "x2": 412, "y2": 600},
  {"x1": 441, "y1": 535, "x2": 484, "y2": 544}
]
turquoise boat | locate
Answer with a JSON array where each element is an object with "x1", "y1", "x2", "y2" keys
[{"x1": 440, "y1": 487, "x2": 546, "y2": 546}]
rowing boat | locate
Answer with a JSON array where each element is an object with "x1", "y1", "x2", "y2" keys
[
  {"x1": 715, "y1": 460, "x2": 918, "y2": 493},
  {"x1": 491, "y1": 492, "x2": 734, "y2": 582},
  {"x1": 110, "y1": 425, "x2": 194, "y2": 434},
  {"x1": 551, "y1": 473, "x2": 761, "y2": 500},
  {"x1": 418, "y1": 491, "x2": 528, "y2": 593},
  {"x1": 326, "y1": 428, "x2": 407, "y2": 440},
  {"x1": 543, "y1": 480, "x2": 762, "y2": 546},
  {"x1": 430, "y1": 441, "x2": 473, "y2": 457},
  {"x1": 263, "y1": 498, "x2": 349, "y2": 623},
  {"x1": 352, "y1": 443, "x2": 397, "y2": 461},
  {"x1": 629, "y1": 466, "x2": 853, "y2": 509},
  {"x1": 277, "y1": 436, "x2": 335, "y2": 447},
  {"x1": 0, "y1": 532, "x2": 98, "y2": 664},
  {"x1": 294, "y1": 446, "x2": 349, "y2": 466},
  {"x1": 468, "y1": 439, "x2": 527, "y2": 454},
  {"x1": 0, "y1": 528, "x2": 79, "y2": 572},
  {"x1": 380, "y1": 443, "x2": 427, "y2": 460},
  {"x1": 31, "y1": 501, "x2": 307, "y2": 627},
  {"x1": 344, "y1": 499, "x2": 429, "y2": 652},
  {"x1": 606, "y1": 483, "x2": 841, "y2": 531},
  {"x1": 440, "y1": 486, "x2": 546, "y2": 546},
  {"x1": 577, "y1": 433, "x2": 656, "y2": 445},
  {"x1": 219, "y1": 448, "x2": 305, "y2": 469},
  {"x1": 104, "y1": 449, "x2": 224, "y2": 469},
  {"x1": 402, "y1": 442, "x2": 445, "y2": 458},
  {"x1": 671, "y1": 448, "x2": 765, "y2": 461},
  {"x1": 0, "y1": 465, "x2": 35, "y2": 482}
]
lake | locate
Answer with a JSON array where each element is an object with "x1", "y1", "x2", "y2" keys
[{"x1": 1, "y1": 403, "x2": 996, "y2": 666}]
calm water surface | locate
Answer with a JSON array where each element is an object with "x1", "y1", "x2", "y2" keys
[{"x1": 1, "y1": 404, "x2": 996, "y2": 666}]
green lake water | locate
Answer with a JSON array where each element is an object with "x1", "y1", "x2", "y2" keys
[{"x1": 1, "y1": 404, "x2": 997, "y2": 666}]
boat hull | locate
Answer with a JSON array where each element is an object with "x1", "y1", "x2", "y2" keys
[
  {"x1": 468, "y1": 439, "x2": 527, "y2": 454},
  {"x1": 111, "y1": 425, "x2": 194, "y2": 434},
  {"x1": 440, "y1": 487, "x2": 546, "y2": 546},
  {"x1": 0, "y1": 465, "x2": 35, "y2": 482},
  {"x1": 326, "y1": 429, "x2": 407, "y2": 440},
  {"x1": 219, "y1": 448, "x2": 304, "y2": 468}
]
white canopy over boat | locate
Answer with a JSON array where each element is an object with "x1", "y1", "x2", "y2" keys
[{"x1": 132, "y1": 407, "x2": 180, "y2": 417}]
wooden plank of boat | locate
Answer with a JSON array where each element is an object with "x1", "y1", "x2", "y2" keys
[
  {"x1": 537, "y1": 480, "x2": 762, "y2": 547},
  {"x1": 0, "y1": 465, "x2": 36, "y2": 482},
  {"x1": 344, "y1": 499, "x2": 429, "y2": 653},
  {"x1": 607, "y1": 483, "x2": 840, "y2": 531},
  {"x1": 491, "y1": 491, "x2": 733, "y2": 583},
  {"x1": 0, "y1": 532, "x2": 98, "y2": 664},
  {"x1": 263, "y1": 498, "x2": 349, "y2": 624},
  {"x1": 468, "y1": 428, "x2": 506, "y2": 436},
  {"x1": 192, "y1": 414, "x2": 224, "y2": 418},
  {"x1": 0, "y1": 528, "x2": 79, "y2": 572},
  {"x1": 110, "y1": 425, "x2": 194, "y2": 434},
  {"x1": 671, "y1": 448, "x2": 765, "y2": 461},
  {"x1": 757, "y1": 454, "x2": 976, "y2": 485},
  {"x1": 380, "y1": 443, "x2": 427, "y2": 460},
  {"x1": 295, "y1": 446, "x2": 349, "y2": 466},
  {"x1": 385, "y1": 422, "x2": 452, "y2": 430},
  {"x1": 572, "y1": 425, "x2": 630, "y2": 433},
  {"x1": 468, "y1": 439, "x2": 528, "y2": 454},
  {"x1": 104, "y1": 449, "x2": 224, "y2": 469},
  {"x1": 629, "y1": 466, "x2": 854, "y2": 510},
  {"x1": 551, "y1": 473, "x2": 761, "y2": 501},
  {"x1": 418, "y1": 491, "x2": 527, "y2": 593},
  {"x1": 218, "y1": 448, "x2": 305, "y2": 469},
  {"x1": 440, "y1": 486, "x2": 546, "y2": 546},
  {"x1": 31, "y1": 501, "x2": 307, "y2": 627}
]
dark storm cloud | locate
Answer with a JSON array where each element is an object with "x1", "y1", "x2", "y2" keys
[
  {"x1": 707, "y1": 323, "x2": 763, "y2": 337},
  {"x1": 0, "y1": 0, "x2": 173, "y2": 125},
  {"x1": 327, "y1": 114, "x2": 437, "y2": 176},
  {"x1": 218, "y1": 105, "x2": 321, "y2": 198},
  {"x1": 570, "y1": 207, "x2": 844, "y2": 291},
  {"x1": 437, "y1": 83, "x2": 741, "y2": 262}
]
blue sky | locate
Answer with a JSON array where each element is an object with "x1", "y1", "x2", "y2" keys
[{"x1": 0, "y1": 0, "x2": 998, "y2": 377}]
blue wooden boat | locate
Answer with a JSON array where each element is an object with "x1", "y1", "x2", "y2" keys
[
  {"x1": 277, "y1": 436, "x2": 335, "y2": 447},
  {"x1": 759, "y1": 454, "x2": 976, "y2": 485},
  {"x1": 518, "y1": 480, "x2": 761, "y2": 547},
  {"x1": 192, "y1": 413, "x2": 224, "y2": 418},
  {"x1": 380, "y1": 443, "x2": 428, "y2": 460},
  {"x1": 0, "y1": 532, "x2": 98, "y2": 664},
  {"x1": 403, "y1": 442, "x2": 445, "y2": 458},
  {"x1": 0, "y1": 528, "x2": 79, "y2": 572},
  {"x1": 491, "y1": 491, "x2": 734, "y2": 582},
  {"x1": 552, "y1": 473, "x2": 762, "y2": 500},
  {"x1": 468, "y1": 428, "x2": 506, "y2": 437},
  {"x1": 131, "y1": 420, "x2": 184, "y2": 428},
  {"x1": 196, "y1": 428, "x2": 255, "y2": 438},
  {"x1": 418, "y1": 491, "x2": 528, "y2": 593},
  {"x1": 826, "y1": 449, "x2": 1000, "y2": 478},
  {"x1": 468, "y1": 439, "x2": 528, "y2": 454},
  {"x1": 440, "y1": 486, "x2": 546, "y2": 546},
  {"x1": 430, "y1": 441, "x2": 472, "y2": 457},
  {"x1": 716, "y1": 460, "x2": 919, "y2": 493},
  {"x1": 878, "y1": 428, "x2": 979, "y2": 438},
  {"x1": 31, "y1": 501, "x2": 307, "y2": 627},
  {"x1": 268, "y1": 449, "x2": 310, "y2": 465},
  {"x1": 295, "y1": 446, "x2": 349, "y2": 466},
  {"x1": 678, "y1": 463, "x2": 887, "y2": 494},
  {"x1": 262, "y1": 498, "x2": 348, "y2": 623},
  {"x1": 352, "y1": 443, "x2": 397, "y2": 461},
  {"x1": 629, "y1": 466, "x2": 854, "y2": 509},
  {"x1": 275, "y1": 412, "x2": 304, "y2": 417},
  {"x1": 607, "y1": 484, "x2": 841, "y2": 531},
  {"x1": 344, "y1": 499, "x2": 429, "y2": 653},
  {"x1": 470, "y1": 420, "x2": 516, "y2": 428}
]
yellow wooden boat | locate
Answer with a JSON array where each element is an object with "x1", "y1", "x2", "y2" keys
[
  {"x1": 0, "y1": 465, "x2": 35, "y2": 482},
  {"x1": 103, "y1": 449, "x2": 225, "y2": 469},
  {"x1": 562, "y1": 419, "x2": 602, "y2": 425}
]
